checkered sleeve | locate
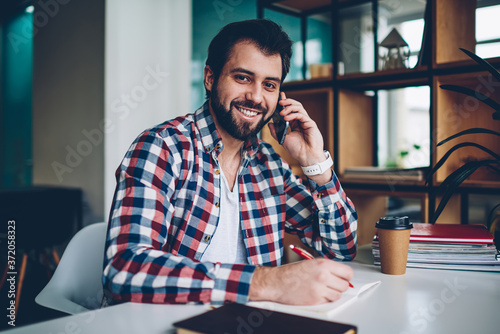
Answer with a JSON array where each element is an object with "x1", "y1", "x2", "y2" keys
[
  {"x1": 284, "y1": 168, "x2": 358, "y2": 261},
  {"x1": 102, "y1": 130, "x2": 256, "y2": 305}
]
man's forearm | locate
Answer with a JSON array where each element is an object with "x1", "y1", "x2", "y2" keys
[{"x1": 103, "y1": 248, "x2": 257, "y2": 305}]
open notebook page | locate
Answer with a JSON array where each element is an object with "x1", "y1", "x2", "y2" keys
[{"x1": 248, "y1": 279, "x2": 381, "y2": 318}]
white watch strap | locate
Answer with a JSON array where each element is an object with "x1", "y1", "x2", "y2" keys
[{"x1": 301, "y1": 151, "x2": 333, "y2": 176}]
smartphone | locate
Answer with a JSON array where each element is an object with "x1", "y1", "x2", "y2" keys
[{"x1": 272, "y1": 95, "x2": 289, "y2": 145}]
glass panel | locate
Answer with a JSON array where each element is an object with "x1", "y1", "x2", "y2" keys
[
  {"x1": 469, "y1": 194, "x2": 500, "y2": 227},
  {"x1": 264, "y1": 9, "x2": 303, "y2": 82},
  {"x1": 338, "y1": 2, "x2": 374, "y2": 75},
  {"x1": 377, "y1": 86, "x2": 430, "y2": 169},
  {"x1": 306, "y1": 12, "x2": 332, "y2": 79},
  {"x1": 386, "y1": 196, "x2": 424, "y2": 223},
  {"x1": 378, "y1": 0, "x2": 426, "y2": 71},
  {"x1": 476, "y1": 2, "x2": 500, "y2": 59}
]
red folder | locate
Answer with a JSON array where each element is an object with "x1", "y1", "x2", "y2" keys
[{"x1": 410, "y1": 223, "x2": 494, "y2": 244}]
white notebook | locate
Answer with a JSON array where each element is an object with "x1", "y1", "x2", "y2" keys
[{"x1": 248, "y1": 279, "x2": 381, "y2": 318}]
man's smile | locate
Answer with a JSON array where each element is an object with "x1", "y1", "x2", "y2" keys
[{"x1": 235, "y1": 105, "x2": 260, "y2": 118}]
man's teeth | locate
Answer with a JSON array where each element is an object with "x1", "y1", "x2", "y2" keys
[{"x1": 237, "y1": 107, "x2": 258, "y2": 117}]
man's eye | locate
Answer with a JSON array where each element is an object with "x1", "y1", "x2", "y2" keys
[
  {"x1": 235, "y1": 75, "x2": 249, "y2": 82},
  {"x1": 265, "y1": 82, "x2": 277, "y2": 89}
]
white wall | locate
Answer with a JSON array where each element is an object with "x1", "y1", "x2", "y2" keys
[{"x1": 104, "y1": 0, "x2": 192, "y2": 217}]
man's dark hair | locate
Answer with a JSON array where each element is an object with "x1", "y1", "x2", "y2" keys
[{"x1": 205, "y1": 19, "x2": 293, "y2": 98}]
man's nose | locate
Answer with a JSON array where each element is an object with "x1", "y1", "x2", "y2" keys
[{"x1": 245, "y1": 83, "x2": 263, "y2": 105}]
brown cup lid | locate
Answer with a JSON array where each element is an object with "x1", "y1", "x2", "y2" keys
[{"x1": 376, "y1": 216, "x2": 413, "y2": 230}]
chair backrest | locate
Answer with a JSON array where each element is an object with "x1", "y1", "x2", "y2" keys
[{"x1": 35, "y1": 222, "x2": 107, "y2": 314}]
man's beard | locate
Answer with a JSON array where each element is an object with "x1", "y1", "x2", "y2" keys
[{"x1": 210, "y1": 83, "x2": 271, "y2": 141}]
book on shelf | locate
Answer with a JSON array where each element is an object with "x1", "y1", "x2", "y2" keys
[
  {"x1": 248, "y1": 278, "x2": 380, "y2": 318},
  {"x1": 173, "y1": 302, "x2": 357, "y2": 334},
  {"x1": 342, "y1": 166, "x2": 427, "y2": 182},
  {"x1": 372, "y1": 223, "x2": 500, "y2": 272}
]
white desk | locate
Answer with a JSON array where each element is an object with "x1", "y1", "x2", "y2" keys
[{"x1": 4, "y1": 246, "x2": 500, "y2": 333}]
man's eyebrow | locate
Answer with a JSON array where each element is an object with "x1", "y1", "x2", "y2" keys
[{"x1": 230, "y1": 67, "x2": 281, "y2": 83}]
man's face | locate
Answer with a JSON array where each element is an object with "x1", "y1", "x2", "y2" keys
[{"x1": 206, "y1": 41, "x2": 282, "y2": 142}]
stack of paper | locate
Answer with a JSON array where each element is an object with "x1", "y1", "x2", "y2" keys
[{"x1": 372, "y1": 223, "x2": 500, "y2": 272}]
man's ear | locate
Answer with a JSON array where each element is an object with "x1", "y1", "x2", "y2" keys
[{"x1": 204, "y1": 65, "x2": 214, "y2": 93}]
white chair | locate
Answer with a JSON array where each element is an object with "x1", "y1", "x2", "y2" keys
[{"x1": 35, "y1": 222, "x2": 108, "y2": 314}]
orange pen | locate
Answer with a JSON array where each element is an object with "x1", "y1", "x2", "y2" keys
[{"x1": 289, "y1": 244, "x2": 354, "y2": 288}]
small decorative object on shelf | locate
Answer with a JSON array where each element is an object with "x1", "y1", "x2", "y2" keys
[
  {"x1": 379, "y1": 28, "x2": 410, "y2": 70},
  {"x1": 309, "y1": 63, "x2": 333, "y2": 79}
]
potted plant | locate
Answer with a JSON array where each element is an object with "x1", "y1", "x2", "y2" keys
[{"x1": 427, "y1": 48, "x2": 500, "y2": 228}]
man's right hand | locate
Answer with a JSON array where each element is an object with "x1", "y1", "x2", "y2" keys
[{"x1": 248, "y1": 258, "x2": 354, "y2": 305}]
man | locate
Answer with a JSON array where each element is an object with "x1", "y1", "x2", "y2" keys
[{"x1": 103, "y1": 19, "x2": 357, "y2": 307}]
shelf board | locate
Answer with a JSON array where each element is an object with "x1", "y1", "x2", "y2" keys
[
  {"x1": 342, "y1": 179, "x2": 500, "y2": 195},
  {"x1": 282, "y1": 77, "x2": 334, "y2": 91},
  {"x1": 341, "y1": 180, "x2": 429, "y2": 193},
  {"x1": 268, "y1": 0, "x2": 332, "y2": 13},
  {"x1": 263, "y1": 0, "x2": 374, "y2": 14},
  {"x1": 283, "y1": 66, "x2": 432, "y2": 91},
  {"x1": 338, "y1": 66, "x2": 430, "y2": 90},
  {"x1": 435, "y1": 56, "x2": 500, "y2": 76}
]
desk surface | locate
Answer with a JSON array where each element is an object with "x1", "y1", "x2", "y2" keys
[{"x1": 4, "y1": 246, "x2": 500, "y2": 334}]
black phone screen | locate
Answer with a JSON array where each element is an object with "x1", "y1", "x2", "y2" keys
[{"x1": 272, "y1": 96, "x2": 289, "y2": 145}]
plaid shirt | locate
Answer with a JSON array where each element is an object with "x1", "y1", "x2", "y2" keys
[{"x1": 103, "y1": 101, "x2": 357, "y2": 306}]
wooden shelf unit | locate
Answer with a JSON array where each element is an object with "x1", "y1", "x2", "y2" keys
[{"x1": 258, "y1": 0, "x2": 500, "y2": 235}]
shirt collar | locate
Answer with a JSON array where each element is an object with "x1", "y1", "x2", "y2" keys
[{"x1": 194, "y1": 101, "x2": 260, "y2": 156}]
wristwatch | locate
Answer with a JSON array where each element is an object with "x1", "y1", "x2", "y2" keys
[{"x1": 301, "y1": 151, "x2": 333, "y2": 176}]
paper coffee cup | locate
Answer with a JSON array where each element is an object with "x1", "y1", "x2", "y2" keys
[{"x1": 376, "y1": 216, "x2": 413, "y2": 275}]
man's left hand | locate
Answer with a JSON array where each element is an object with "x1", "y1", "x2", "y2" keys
[{"x1": 268, "y1": 92, "x2": 332, "y2": 185}]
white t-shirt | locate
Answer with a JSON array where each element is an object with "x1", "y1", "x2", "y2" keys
[{"x1": 200, "y1": 170, "x2": 248, "y2": 264}]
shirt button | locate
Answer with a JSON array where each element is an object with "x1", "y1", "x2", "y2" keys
[
  {"x1": 204, "y1": 235, "x2": 211, "y2": 242},
  {"x1": 320, "y1": 219, "x2": 326, "y2": 224},
  {"x1": 215, "y1": 202, "x2": 220, "y2": 208},
  {"x1": 317, "y1": 193, "x2": 323, "y2": 199},
  {"x1": 215, "y1": 143, "x2": 222, "y2": 150},
  {"x1": 215, "y1": 169, "x2": 220, "y2": 175}
]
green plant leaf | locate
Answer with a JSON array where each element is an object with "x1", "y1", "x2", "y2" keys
[
  {"x1": 440, "y1": 84, "x2": 500, "y2": 114},
  {"x1": 437, "y1": 128, "x2": 500, "y2": 146},
  {"x1": 460, "y1": 48, "x2": 500, "y2": 83},
  {"x1": 439, "y1": 159, "x2": 498, "y2": 189},
  {"x1": 489, "y1": 165, "x2": 500, "y2": 174},
  {"x1": 432, "y1": 163, "x2": 481, "y2": 223},
  {"x1": 431, "y1": 160, "x2": 500, "y2": 223},
  {"x1": 425, "y1": 142, "x2": 500, "y2": 184}
]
